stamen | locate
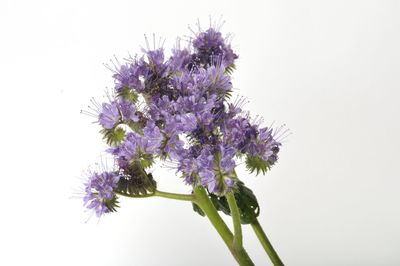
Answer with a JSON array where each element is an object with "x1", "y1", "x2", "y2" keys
[{"x1": 144, "y1": 34, "x2": 150, "y2": 51}]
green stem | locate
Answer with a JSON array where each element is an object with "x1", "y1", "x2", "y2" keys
[
  {"x1": 116, "y1": 190, "x2": 194, "y2": 201},
  {"x1": 116, "y1": 191, "x2": 155, "y2": 198},
  {"x1": 154, "y1": 190, "x2": 194, "y2": 201},
  {"x1": 251, "y1": 219, "x2": 284, "y2": 266},
  {"x1": 226, "y1": 192, "x2": 243, "y2": 248},
  {"x1": 193, "y1": 186, "x2": 254, "y2": 266}
]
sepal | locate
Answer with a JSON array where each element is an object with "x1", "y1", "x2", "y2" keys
[
  {"x1": 245, "y1": 155, "x2": 270, "y2": 175},
  {"x1": 117, "y1": 86, "x2": 139, "y2": 103},
  {"x1": 225, "y1": 64, "x2": 236, "y2": 75},
  {"x1": 101, "y1": 127, "x2": 125, "y2": 145},
  {"x1": 104, "y1": 195, "x2": 120, "y2": 213},
  {"x1": 115, "y1": 162, "x2": 157, "y2": 195}
]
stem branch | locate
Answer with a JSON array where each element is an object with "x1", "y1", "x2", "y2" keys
[
  {"x1": 154, "y1": 190, "x2": 194, "y2": 201},
  {"x1": 193, "y1": 186, "x2": 254, "y2": 266},
  {"x1": 251, "y1": 218, "x2": 284, "y2": 266},
  {"x1": 226, "y1": 191, "x2": 243, "y2": 248},
  {"x1": 116, "y1": 190, "x2": 194, "y2": 201}
]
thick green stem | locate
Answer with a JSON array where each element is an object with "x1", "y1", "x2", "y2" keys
[
  {"x1": 251, "y1": 219, "x2": 284, "y2": 266},
  {"x1": 226, "y1": 192, "x2": 243, "y2": 248},
  {"x1": 193, "y1": 186, "x2": 254, "y2": 266}
]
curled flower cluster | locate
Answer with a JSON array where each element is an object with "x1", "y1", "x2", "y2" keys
[
  {"x1": 83, "y1": 25, "x2": 284, "y2": 217},
  {"x1": 83, "y1": 171, "x2": 120, "y2": 217}
]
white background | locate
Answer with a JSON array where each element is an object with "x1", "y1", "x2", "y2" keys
[{"x1": 1, "y1": 0, "x2": 399, "y2": 265}]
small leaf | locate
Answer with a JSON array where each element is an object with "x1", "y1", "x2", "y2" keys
[
  {"x1": 234, "y1": 182, "x2": 260, "y2": 224},
  {"x1": 192, "y1": 202, "x2": 205, "y2": 216}
]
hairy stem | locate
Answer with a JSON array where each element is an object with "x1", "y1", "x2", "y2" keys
[
  {"x1": 226, "y1": 191, "x2": 243, "y2": 248},
  {"x1": 251, "y1": 218, "x2": 284, "y2": 266}
]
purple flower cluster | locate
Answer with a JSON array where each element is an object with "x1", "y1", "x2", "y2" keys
[
  {"x1": 83, "y1": 171, "x2": 120, "y2": 217},
  {"x1": 83, "y1": 25, "x2": 283, "y2": 216}
]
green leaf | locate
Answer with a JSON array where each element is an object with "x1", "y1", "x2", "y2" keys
[
  {"x1": 245, "y1": 155, "x2": 270, "y2": 175},
  {"x1": 192, "y1": 202, "x2": 205, "y2": 216},
  {"x1": 234, "y1": 182, "x2": 260, "y2": 224}
]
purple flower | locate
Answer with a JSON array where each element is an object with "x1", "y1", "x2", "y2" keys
[
  {"x1": 163, "y1": 133, "x2": 185, "y2": 160},
  {"x1": 165, "y1": 113, "x2": 197, "y2": 134},
  {"x1": 146, "y1": 48, "x2": 165, "y2": 68},
  {"x1": 192, "y1": 27, "x2": 238, "y2": 66},
  {"x1": 109, "y1": 121, "x2": 163, "y2": 168},
  {"x1": 113, "y1": 64, "x2": 131, "y2": 91},
  {"x1": 83, "y1": 171, "x2": 120, "y2": 217},
  {"x1": 118, "y1": 99, "x2": 139, "y2": 122},
  {"x1": 194, "y1": 65, "x2": 232, "y2": 94},
  {"x1": 169, "y1": 47, "x2": 191, "y2": 72},
  {"x1": 200, "y1": 168, "x2": 217, "y2": 193},
  {"x1": 113, "y1": 62, "x2": 145, "y2": 92},
  {"x1": 177, "y1": 155, "x2": 198, "y2": 184},
  {"x1": 98, "y1": 102, "x2": 120, "y2": 129},
  {"x1": 218, "y1": 144, "x2": 236, "y2": 173},
  {"x1": 258, "y1": 127, "x2": 281, "y2": 164},
  {"x1": 142, "y1": 120, "x2": 164, "y2": 154},
  {"x1": 221, "y1": 117, "x2": 248, "y2": 147},
  {"x1": 98, "y1": 99, "x2": 141, "y2": 129},
  {"x1": 170, "y1": 71, "x2": 193, "y2": 94},
  {"x1": 108, "y1": 133, "x2": 138, "y2": 168},
  {"x1": 193, "y1": 28, "x2": 225, "y2": 66},
  {"x1": 149, "y1": 95, "x2": 177, "y2": 121},
  {"x1": 197, "y1": 146, "x2": 217, "y2": 192}
]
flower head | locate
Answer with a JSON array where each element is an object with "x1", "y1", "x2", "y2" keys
[
  {"x1": 192, "y1": 27, "x2": 238, "y2": 67},
  {"x1": 118, "y1": 99, "x2": 139, "y2": 123},
  {"x1": 83, "y1": 171, "x2": 120, "y2": 217},
  {"x1": 98, "y1": 102, "x2": 120, "y2": 129},
  {"x1": 83, "y1": 22, "x2": 285, "y2": 208}
]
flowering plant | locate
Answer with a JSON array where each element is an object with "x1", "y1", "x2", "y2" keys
[{"x1": 82, "y1": 22, "x2": 285, "y2": 265}]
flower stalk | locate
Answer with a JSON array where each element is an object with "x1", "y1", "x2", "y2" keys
[
  {"x1": 117, "y1": 185, "x2": 283, "y2": 265},
  {"x1": 251, "y1": 219, "x2": 284, "y2": 266},
  {"x1": 226, "y1": 191, "x2": 243, "y2": 249},
  {"x1": 116, "y1": 190, "x2": 194, "y2": 201}
]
